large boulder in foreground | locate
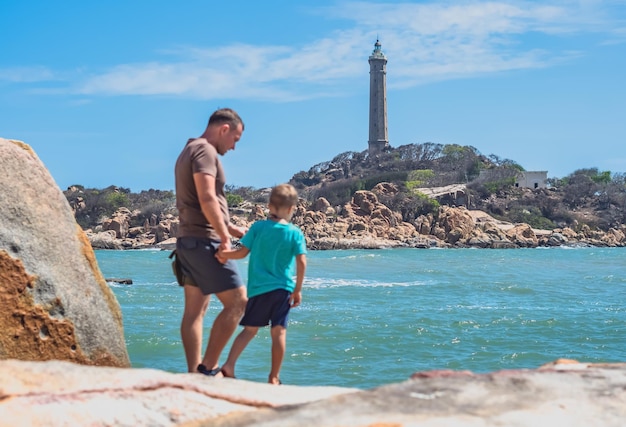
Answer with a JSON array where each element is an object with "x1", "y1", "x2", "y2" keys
[
  {"x1": 202, "y1": 360, "x2": 626, "y2": 427},
  {"x1": 0, "y1": 359, "x2": 624, "y2": 426},
  {"x1": 0, "y1": 138, "x2": 129, "y2": 367},
  {"x1": 0, "y1": 359, "x2": 357, "y2": 426}
]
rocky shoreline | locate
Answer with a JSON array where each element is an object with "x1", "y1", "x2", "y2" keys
[{"x1": 87, "y1": 183, "x2": 626, "y2": 251}]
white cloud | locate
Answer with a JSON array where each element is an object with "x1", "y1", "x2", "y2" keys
[
  {"x1": 77, "y1": 31, "x2": 370, "y2": 101},
  {"x1": 11, "y1": 1, "x2": 625, "y2": 101},
  {"x1": 0, "y1": 66, "x2": 56, "y2": 83}
]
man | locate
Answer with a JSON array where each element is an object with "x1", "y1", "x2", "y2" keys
[{"x1": 174, "y1": 108, "x2": 247, "y2": 375}]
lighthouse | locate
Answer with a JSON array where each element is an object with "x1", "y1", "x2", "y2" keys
[{"x1": 368, "y1": 39, "x2": 389, "y2": 156}]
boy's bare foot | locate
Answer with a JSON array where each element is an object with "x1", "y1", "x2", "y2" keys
[
  {"x1": 220, "y1": 366, "x2": 236, "y2": 378},
  {"x1": 268, "y1": 376, "x2": 281, "y2": 385}
]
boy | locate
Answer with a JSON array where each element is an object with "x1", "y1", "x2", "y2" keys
[{"x1": 216, "y1": 183, "x2": 307, "y2": 384}]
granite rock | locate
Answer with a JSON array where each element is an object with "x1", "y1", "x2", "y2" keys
[{"x1": 0, "y1": 138, "x2": 129, "y2": 367}]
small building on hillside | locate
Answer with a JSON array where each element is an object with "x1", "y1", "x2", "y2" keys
[
  {"x1": 515, "y1": 171, "x2": 548, "y2": 189},
  {"x1": 477, "y1": 170, "x2": 548, "y2": 190}
]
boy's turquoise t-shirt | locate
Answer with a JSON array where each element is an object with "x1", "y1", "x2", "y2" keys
[{"x1": 240, "y1": 219, "x2": 307, "y2": 298}]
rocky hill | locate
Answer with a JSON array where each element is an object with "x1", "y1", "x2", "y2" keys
[
  {"x1": 288, "y1": 143, "x2": 625, "y2": 231},
  {"x1": 64, "y1": 143, "x2": 626, "y2": 250}
]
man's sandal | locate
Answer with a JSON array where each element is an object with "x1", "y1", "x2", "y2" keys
[{"x1": 197, "y1": 364, "x2": 221, "y2": 376}]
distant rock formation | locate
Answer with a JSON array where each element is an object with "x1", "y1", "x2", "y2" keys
[
  {"x1": 292, "y1": 187, "x2": 427, "y2": 250},
  {"x1": 0, "y1": 138, "x2": 130, "y2": 367},
  {"x1": 86, "y1": 207, "x2": 179, "y2": 249},
  {"x1": 288, "y1": 184, "x2": 626, "y2": 250},
  {"x1": 85, "y1": 181, "x2": 626, "y2": 251}
]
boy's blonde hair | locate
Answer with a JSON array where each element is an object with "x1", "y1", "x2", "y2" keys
[{"x1": 269, "y1": 184, "x2": 298, "y2": 210}]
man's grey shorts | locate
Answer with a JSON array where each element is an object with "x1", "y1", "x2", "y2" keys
[{"x1": 175, "y1": 236, "x2": 244, "y2": 295}]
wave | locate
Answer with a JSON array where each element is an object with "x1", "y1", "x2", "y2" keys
[
  {"x1": 106, "y1": 280, "x2": 178, "y2": 288},
  {"x1": 326, "y1": 252, "x2": 381, "y2": 261},
  {"x1": 304, "y1": 276, "x2": 424, "y2": 289}
]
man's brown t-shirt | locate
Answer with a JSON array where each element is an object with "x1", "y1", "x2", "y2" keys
[{"x1": 175, "y1": 138, "x2": 229, "y2": 241}]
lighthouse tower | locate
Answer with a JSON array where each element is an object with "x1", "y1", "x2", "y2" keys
[{"x1": 368, "y1": 39, "x2": 389, "y2": 156}]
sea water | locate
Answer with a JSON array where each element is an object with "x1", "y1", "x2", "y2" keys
[{"x1": 97, "y1": 247, "x2": 626, "y2": 389}]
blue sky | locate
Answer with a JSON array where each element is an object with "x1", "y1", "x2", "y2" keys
[{"x1": 2, "y1": 0, "x2": 625, "y2": 192}]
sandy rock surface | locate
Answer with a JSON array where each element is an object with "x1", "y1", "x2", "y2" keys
[
  {"x1": 197, "y1": 361, "x2": 626, "y2": 427},
  {"x1": 0, "y1": 359, "x2": 358, "y2": 427},
  {"x1": 1, "y1": 360, "x2": 625, "y2": 426}
]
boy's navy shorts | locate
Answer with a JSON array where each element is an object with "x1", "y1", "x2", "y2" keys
[
  {"x1": 241, "y1": 289, "x2": 291, "y2": 328},
  {"x1": 176, "y1": 236, "x2": 243, "y2": 295}
]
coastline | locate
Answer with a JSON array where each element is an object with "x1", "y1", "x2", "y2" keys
[{"x1": 86, "y1": 204, "x2": 626, "y2": 251}]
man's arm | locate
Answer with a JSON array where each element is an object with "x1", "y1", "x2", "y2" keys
[
  {"x1": 228, "y1": 223, "x2": 247, "y2": 239},
  {"x1": 193, "y1": 172, "x2": 230, "y2": 247}
]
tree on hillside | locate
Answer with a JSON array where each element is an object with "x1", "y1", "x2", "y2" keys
[{"x1": 562, "y1": 168, "x2": 604, "y2": 208}]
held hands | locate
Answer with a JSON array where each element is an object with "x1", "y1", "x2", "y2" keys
[
  {"x1": 215, "y1": 249, "x2": 225, "y2": 264},
  {"x1": 216, "y1": 242, "x2": 250, "y2": 264},
  {"x1": 216, "y1": 225, "x2": 246, "y2": 264},
  {"x1": 215, "y1": 241, "x2": 229, "y2": 264},
  {"x1": 290, "y1": 291, "x2": 302, "y2": 308}
]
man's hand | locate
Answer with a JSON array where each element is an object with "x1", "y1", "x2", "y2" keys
[
  {"x1": 216, "y1": 239, "x2": 231, "y2": 264},
  {"x1": 215, "y1": 247, "x2": 225, "y2": 264}
]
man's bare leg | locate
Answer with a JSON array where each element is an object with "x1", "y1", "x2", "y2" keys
[
  {"x1": 200, "y1": 286, "x2": 247, "y2": 371},
  {"x1": 180, "y1": 285, "x2": 210, "y2": 372},
  {"x1": 221, "y1": 326, "x2": 258, "y2": 378},
  {"x1": 269, "y1": 325, "x2": 287, "y2": 385}
]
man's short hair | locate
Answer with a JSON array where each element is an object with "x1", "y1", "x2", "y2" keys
[
  {"x1": 208, "y1": 108, "x2": 244, "y2": 131},
  {"x1": 269, "y1": 184, "x2": 299, "y2": 210}
]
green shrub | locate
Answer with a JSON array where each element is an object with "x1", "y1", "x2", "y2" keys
[
  {"x1": 508, "y1": 207, "x2": 556, "y2": 230},
  {"x1": 105, "y1": 192, "x2": 130, "y2": 210},
  {"x1": 484, "y1": 177, "x2": 516, "y2": 195},
  {"x1": 405, "y1": 169, "x2": 435, "y2": 190},
  {"x1": 226, "y1": 193, "x2": 244, "y2": 207}
]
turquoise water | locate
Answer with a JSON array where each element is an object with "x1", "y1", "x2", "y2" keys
[{"x1": 97, "y1": 247, "x2": 626, "y2": 389}]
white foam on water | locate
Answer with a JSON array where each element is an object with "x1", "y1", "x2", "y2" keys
[{"x1": 304, "y1": 276, "x2": 423, "y2": 289}]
